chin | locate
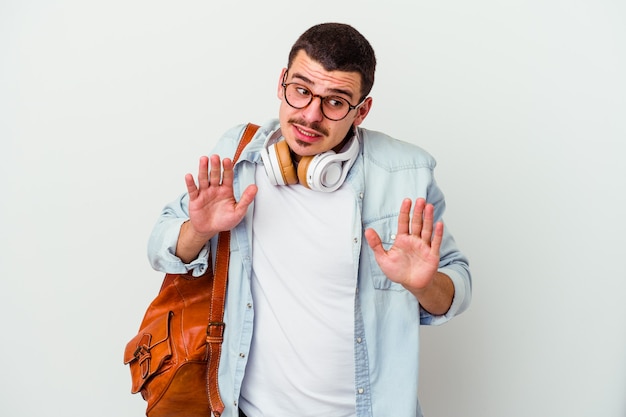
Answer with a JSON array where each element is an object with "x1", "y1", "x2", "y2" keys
[{"x1": 291, "y1": 140, "x2": 318, "y2": 157}]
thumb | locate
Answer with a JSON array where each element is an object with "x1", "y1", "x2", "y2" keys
[
  {"x1": 364, "y1": 228, "x2": 385, "y2": 255},
  {"x1": 235, "y1": 184, "x2": 258, "y2": 213}
]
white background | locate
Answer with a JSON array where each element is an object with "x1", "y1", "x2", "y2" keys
[{"x1": 1, "y1": 1, "x2": 625, "y2": 416}]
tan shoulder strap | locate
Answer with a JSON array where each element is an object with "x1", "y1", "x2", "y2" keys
[{"x1": 206, "y1": 123, "x2": 259, "y2": 417}]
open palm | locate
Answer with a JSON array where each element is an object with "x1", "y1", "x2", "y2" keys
[
  {"x1": 364, "y1": 198, "x2": 443, "y2": 292},
  {"x1": 185, "y1": 154, "x2": 257, "y2": 240}
]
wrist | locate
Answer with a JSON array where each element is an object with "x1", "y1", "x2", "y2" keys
[
  {"x1": 405, "y1": 276, "x2": 436, "y2": 300},
  {"x1": 180, "y1": 220, "x2": 215, "y2": 246},
  {"x1": 408, "y1": 272, "x2": 455, "y2": 316}
]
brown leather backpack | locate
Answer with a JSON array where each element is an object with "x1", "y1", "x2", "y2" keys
[{"x1": 124, "y1": 123, "x2": 259, "y2": 417}]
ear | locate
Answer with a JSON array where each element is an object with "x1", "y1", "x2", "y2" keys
[
  {"x1": 277, "y1": 68, "x2": 287, "y2": 99},
  {"x1": 352, "y1": 97, "x2": 373, "y2": 127}
]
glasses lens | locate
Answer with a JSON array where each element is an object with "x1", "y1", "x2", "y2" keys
[
  {"x1": 284, "y1": 84, "x2": 351, "y2": 121},
  {"x1": 284, "y1": 84, "x2": 311, "y2": 108},
  {"x1": 321, "y1": 96, "x2": 350, "y2": 121}
]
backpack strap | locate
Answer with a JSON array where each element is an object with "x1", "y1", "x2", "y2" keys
[{"x1": 206, "y1": 123, "x2": 259, "y2": 417}]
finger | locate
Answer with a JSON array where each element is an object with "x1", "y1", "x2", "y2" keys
[
  {"x1": 197, "y1": 156, "x2": 210, "y2": 189},
  {"x1": 421, "y1": 203, "x2": 435, "y2": 241},
  {"x1": 235, "y1": 184, "x2": 258, "y2": 215},
  {"x1": 184, "y1": 173, "x2": 198, "y2": 198},
  {"x1": 397, "y1": 198, "x2": 412, "y2": 235},
  {"x1": 411, "y1": 198, "x2": 426, "y2": 236},
  {"x1": 221, "y1": 158, "x2": 234, "y2": 187},
  {"x1": 430, "y1": 221, "x2": 444, "y2": 255},
  {"x1": 209, "y1": 154, "x2": 222, "y2": 186},
  {"x1": 364, "y1": 228, "x2": 385, "y2": 255}
]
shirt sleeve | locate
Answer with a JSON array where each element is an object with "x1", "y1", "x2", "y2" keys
[
  {"x1": 419, "y1": 177, "x2": 473, "y2": 326},
  {"x1": 420, "y1": 262, "x2": 472, "y2": 326},
  {"x1": 146, "y1": 193, "x2": 211, "y2": 277}
]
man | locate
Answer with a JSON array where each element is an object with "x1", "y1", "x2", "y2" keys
[{"x1": 148, "y1": 22, "x2": 471, "y2": 417}]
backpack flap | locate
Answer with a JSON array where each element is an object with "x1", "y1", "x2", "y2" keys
[{"x1": 124, "y1": 311, "x2": 173, "y2": 393}]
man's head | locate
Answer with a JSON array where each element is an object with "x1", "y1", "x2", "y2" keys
[
  {"x1": 288, "y1": 23, "x2": 376, "y2": 102},
  {"x1": 277, "y1": 23, "x2": 377, "y2": 157}
]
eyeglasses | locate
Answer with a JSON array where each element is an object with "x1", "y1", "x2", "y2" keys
[{"x1": 281, "y1": 73, "x2": 364, "y2": 121}]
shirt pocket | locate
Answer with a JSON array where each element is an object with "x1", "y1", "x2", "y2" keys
[{"x1": 363, "y1": 216, "x2": 405, "y2": 291}]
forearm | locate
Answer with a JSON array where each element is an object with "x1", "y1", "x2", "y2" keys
[
  {"x1": 175, "y1": 220, "x2": 215, "y2": 264},
  {"x1": 408, "y1": 271, "x2": 455, "y2": 316}
]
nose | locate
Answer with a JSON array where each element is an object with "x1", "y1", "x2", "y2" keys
[{"x1": 301, "y1": 96, "x2": 324, "y2": 123}]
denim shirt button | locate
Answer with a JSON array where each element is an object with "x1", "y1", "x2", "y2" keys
[{"x1": 358, "y1": 388, "x2": 364, "y2": 394}]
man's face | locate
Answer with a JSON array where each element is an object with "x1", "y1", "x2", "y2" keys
[{"x1": 277, "y1": 50, "x2": 372, "y2": 157}]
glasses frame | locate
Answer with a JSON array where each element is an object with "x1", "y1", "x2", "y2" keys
[{"x1": 281, "y1": 72, "x2": 365, "y2": 121}]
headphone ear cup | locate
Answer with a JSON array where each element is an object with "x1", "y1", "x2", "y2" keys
[
  {"x1": 297, "y1": 155, "x2": 314, "y2": 189},
  {"x1": 274, "y1": 141, "x2": 298, "y2": 185}
]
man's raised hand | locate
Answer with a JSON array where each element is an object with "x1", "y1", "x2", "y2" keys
[{"x1": 184, "y1": 154, "x2": 257, "y2": 242}]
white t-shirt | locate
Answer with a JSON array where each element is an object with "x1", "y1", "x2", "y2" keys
[{"x1": 239, "y1": 166, "x2": 357, "y2": 417}]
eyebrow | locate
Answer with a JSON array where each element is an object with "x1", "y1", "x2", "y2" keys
[{"x1": 289, "y1": 72, "x2": 355, "y2": 101}]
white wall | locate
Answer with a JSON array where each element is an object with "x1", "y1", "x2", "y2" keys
[{"x1": 1, "y1": 1, "x2": 624, "y2": 416}]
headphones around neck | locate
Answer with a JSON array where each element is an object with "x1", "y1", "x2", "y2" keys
[{"x1": 261, "y1": 129, "x2": 360, "y2": 192}]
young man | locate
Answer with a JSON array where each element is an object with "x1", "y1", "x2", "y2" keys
[{"x1": 148, "y1": 23, "x2": 472, "y2": 417}]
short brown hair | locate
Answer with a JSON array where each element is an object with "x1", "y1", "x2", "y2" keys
[{"x1": 288, "y1": 23, "x2": 376, "y2": 102}]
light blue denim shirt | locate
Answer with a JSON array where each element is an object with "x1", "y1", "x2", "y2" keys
[{"x1": 148, "y1": 119, "x2": 472, "y2": 417}]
